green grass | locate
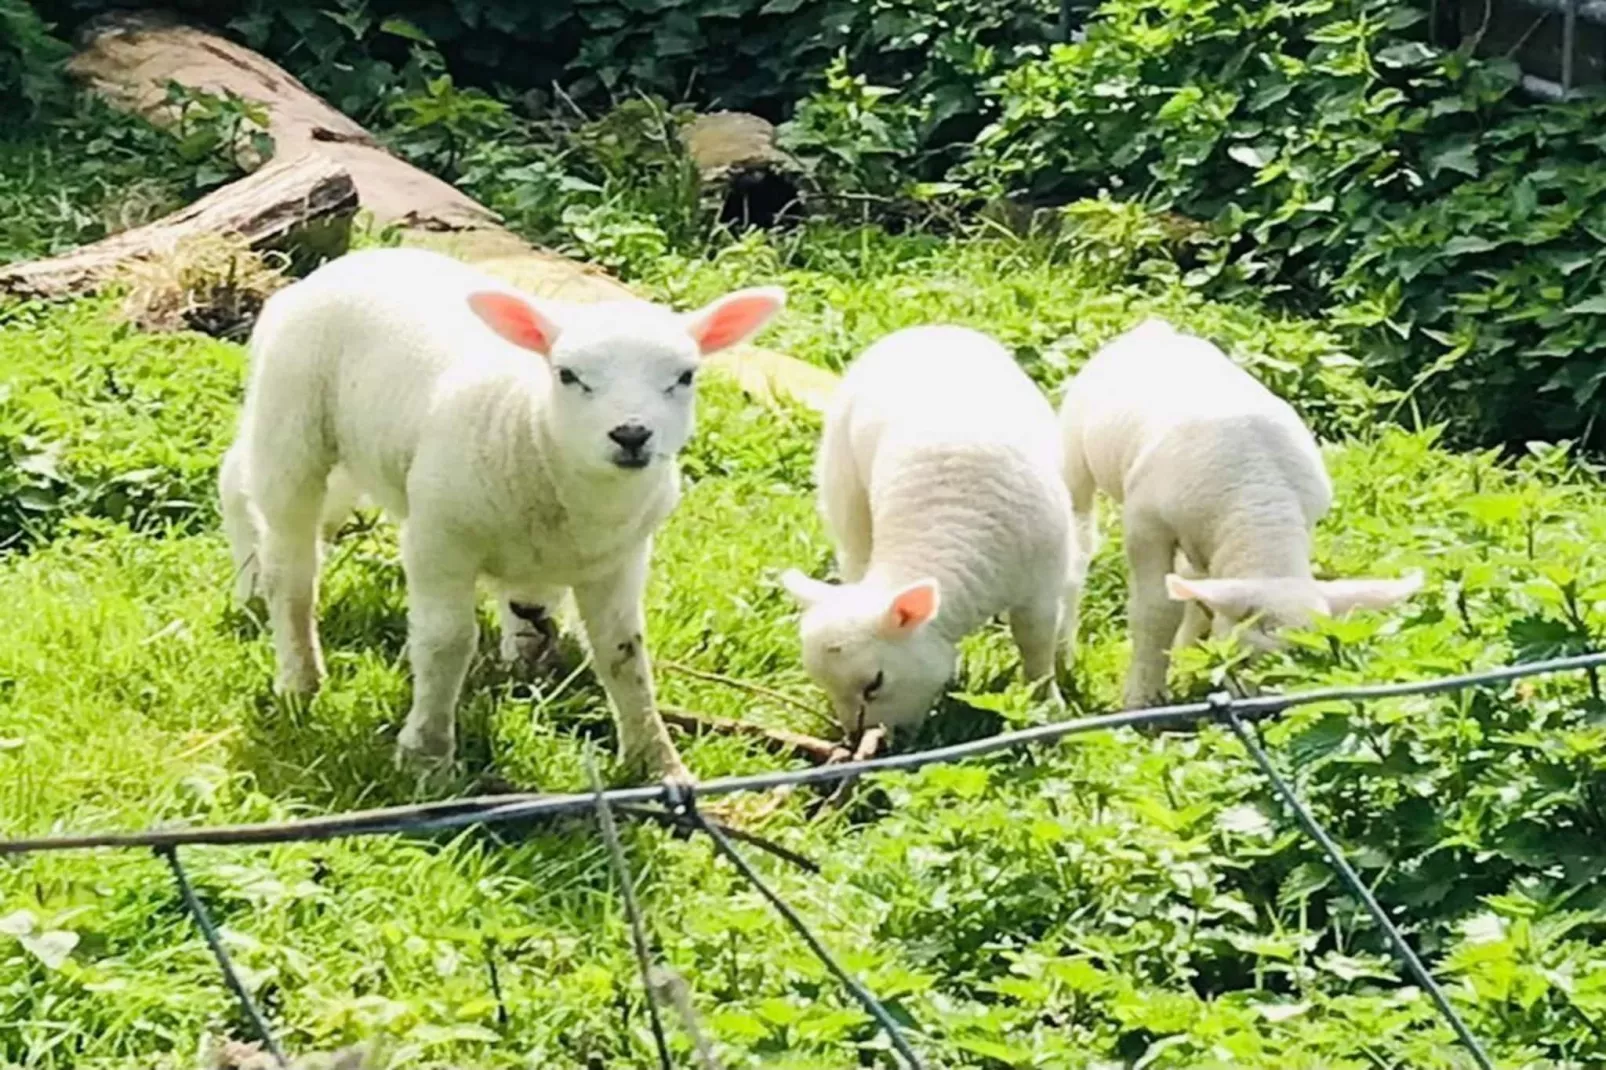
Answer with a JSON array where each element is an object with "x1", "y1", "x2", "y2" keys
[
  {"x1": 3, "y1": 98, "x2": 1606, "y2": 1069},
  {"x1": 0, "y1": 297, "x2": 245, "y2": 552},
  {"x1": 0, "y1": 95, "x2": 237, "y2": 267},
  {"x1": 4, "y1": 258, "x2": 1606, "y2": 1067}
]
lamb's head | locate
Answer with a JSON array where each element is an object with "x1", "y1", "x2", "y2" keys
[
  {"x1": 467, "y1": 286, "x2": 785, "y2": 473},
  {"x1": 781, "y1": 570, "x2": 955, "y2": 736},
  {"x1": 1166, "y1": 570, "x2": 1424, "y2": 651}
]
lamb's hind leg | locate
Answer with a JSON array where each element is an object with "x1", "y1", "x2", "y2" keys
[
  {"x1": 219, "y1": 441, "x2": 262, "y2": 607},
  {"x1": 1122, "y1": 509, "x2": 1184, "y2": 709},
  {"x1": 1011, "y1": 593, "x2": 1066, "y2": 713},
  {"x1": 250, "y1": 451, "x2": 333, "y2": 696}
]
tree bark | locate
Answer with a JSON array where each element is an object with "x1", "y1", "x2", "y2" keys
[
  {"x1": 0, "y1": 152, "x2": 356, "y2": 301},
  {"x1": 51, "y1": 10, "x2": 837, "y2": 411},
  {"x1": 681, "y1": 111, "x2": 807, "y2": 228}
]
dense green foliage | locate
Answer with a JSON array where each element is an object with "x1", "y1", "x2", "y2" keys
[
  {"x1": 0, "y1": 93, "x2": 250, "y2": 265},
  {"x1": 0, "y1": 298, "x2": 243, "y2": 552},
  {"x1": 35, "y1": 0, "x2": 1057, "y2": 122},
  {"x1": 19, "y1": 0, "x2": 1606, "y2": 446},
  {"x1": 0, "y1": 0, "x2": 65, "y2": 113},
  {"x1": 966, "y1": 0, "x2": 1606, "y2": 449}
]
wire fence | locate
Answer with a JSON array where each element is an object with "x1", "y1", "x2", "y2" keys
[{"x1": 8, "y1": 651, "x2": 1606, "y2": 1068}]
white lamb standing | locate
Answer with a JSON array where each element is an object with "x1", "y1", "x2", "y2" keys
[
  {"x1": 218, "y1": 246, "x2": 785, "y2": 781},
  {"x1": 1059, "y1": 317, "x2": 1422, "y2": 708},
  {"x1": 782, "y1": 325, "x2": 1077, "y2": 737}
]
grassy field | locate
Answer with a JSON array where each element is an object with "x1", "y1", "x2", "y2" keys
[{"x1": 5, "y1": 109, "x2": 1606, "y2": 1070}]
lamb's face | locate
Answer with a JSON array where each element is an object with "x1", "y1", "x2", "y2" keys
[
  {"x1": 545, "y1": 321, "x2": 702, "y2": 473},
  {"x1": 783, "y1": 571, "x2": 953, "y2": 737},
  {"x1": 464, "y1": 285, "x2": 786, "y2": 474},
  {"x1": 1168, "y1": 571, "x2": 1424, "y2": 653},
  {"x1": 1204, "y1": 583, "x2": 1330, "y2": 653}
]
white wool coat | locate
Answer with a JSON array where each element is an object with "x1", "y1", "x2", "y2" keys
[{"x1": 786, "y1": 325, "x2": 1077, "y2": 733}]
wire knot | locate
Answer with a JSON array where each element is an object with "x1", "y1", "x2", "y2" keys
[
  {"x1": 1206, "y1": 690, "x2": 1236, "y2": 722},
  {"x1": 663, "y1": 777, "x2": 698, "y2": 816}
]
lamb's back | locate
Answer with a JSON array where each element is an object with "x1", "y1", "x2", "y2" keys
[
  {"x1": 834, "y1": 326, "x2": 1070, "y2": 630},
  {"x1": 1065, "y1": 319, "x2": 1321, "y2": 502},
  {"x1": 246, "y1": 248, "x2": 545, "y2": 511},
  {"x1": 838, "y1": 325, "x2": 1061, "y2": 471}
]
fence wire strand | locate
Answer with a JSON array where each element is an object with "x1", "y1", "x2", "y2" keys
[
  {"x1": 589, "y1": 757, "x2": 675, "y2": 1070},
  {"x1": 1213, "y1": 695, "x2": 1497, "y2": 1069},
  {"x1": 158, "y1": 846, "x2": 289, "y2": 1069},
  {"x1": 678, "y1": 793, "x2": 927, "y2": 1070},
  {"x1": 10, "y1": 650, "x2": 1606, "y2": 1067}
]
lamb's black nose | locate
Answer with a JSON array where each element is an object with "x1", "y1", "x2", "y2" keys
[{"x1": 608, "y1": 423, "x2": 652, "y2": 451}]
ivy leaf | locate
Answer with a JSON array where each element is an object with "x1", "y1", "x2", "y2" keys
[
  {"x1": 1442, "y1": 235, "x2": 1500, "y2": 257},
  {"x1": 1228, "y1": 144, "x2": 1276, "y2": 170},
  {"x1": 1255, "y1": 1001, "x2": 1311, "y2": 1023},
  {"x1": 378, "y1": 17, "x2": 432, "y2": 44},
  {"x1": 954, "y1": 1036, "x2": 1033, "y2": 1063},
  {"x1": 0, "y1": 911, "x2": 35, "y2": 936},
  {"x1": 1426, "y1": 141, "x2": 1479, "y2": 179},
  {"x1": 1376, "y1": 42, "x2": 1435, "y2": 69},
  {"x1": 1218, "y1": 804, "x2": 1274, "y2": 837},
  {"x1": 1565, "y1": 296, "x2": 1606, "y2": 315},
  {"x1": 1279, "y1": 862, "x2": 1336, "y2": 906}
]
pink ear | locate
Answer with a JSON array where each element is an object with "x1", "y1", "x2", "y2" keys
[
  {"x1": 467, "y1": 292, "x2": 560, "y2": 356},
  {"x1": 1317, "y1": 570, "x2": 1424, "y2": 616},
  {"x1": 683, "y1": 287, "x2": 786, "y2": 355},
  {"x1": 882, "y1": 579, "x2": 940, "y2": 635}
]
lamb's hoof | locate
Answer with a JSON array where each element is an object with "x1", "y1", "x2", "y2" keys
[
  {"x1": 274, "y1": 663, "x2": 323, "y2": 697},
  {"x1": 1122, "y1": 686, "x2": 1178, "y2": 736},
  {"x1": 396, "y1": 722, "x2": 455, "y2": 771},
  {"x1": 1040, "y1": 682, "x2": 1068, "y2": 715},
  {"x1": 622, "y1": 741, "x2": 695, "y2": 794},
  {"x1": 500, "y1": 631, "x2": 566, "y2": 677}
]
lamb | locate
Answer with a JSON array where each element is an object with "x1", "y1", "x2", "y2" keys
[
  {"x1": 1058, "y1": 317, "x2": 1422, "y2": 708},
  {"x1": 218, "y1": 246, "x2": 785, "y2": 781},
  {"x1": 781, "y1": 325, "x2": 1077, "y2": 737}
]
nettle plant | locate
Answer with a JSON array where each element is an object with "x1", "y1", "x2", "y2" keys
[{"x1": 965, "y1": 0, "x2": 1606, "y2": 451}]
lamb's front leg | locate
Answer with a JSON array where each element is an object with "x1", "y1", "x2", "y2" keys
[
  {"x1": 396, "y1": 526, "x2": 479, "y2": 763},
  {"x1": 1171, "y1": 554, "x2": 1212, "y2": 650},
  {"x1": 1122, "y1": 513, "x2": 1184, "y2": 709},
  {"x1": 1010, "y1": 595, "x2": 1067, "y2": 713},
  {"x1": 573, "y1": 546, "x2": 689, "y2": 783}
]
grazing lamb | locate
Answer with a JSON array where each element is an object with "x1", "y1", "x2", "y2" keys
[
  {"x1": 781, "y1": 325, "x2": 1077, "y2": 737},
  {"x1": 219, "y1": 246, "x2": 785, "y2": 780},
  {"x1": 1059, "y1": 318, "x2": 1422, "y2": 708}
]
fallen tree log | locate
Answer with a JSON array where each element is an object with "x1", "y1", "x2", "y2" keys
[
  {"x1": 0, "y1": 152, "x2": 356, "y2": 301},
  {"x1": 52, "y1": 10, "x2": 837, "y2": 412},
  {"x1": 681, "y1": 111, "x2": 807, "y2": 228}
]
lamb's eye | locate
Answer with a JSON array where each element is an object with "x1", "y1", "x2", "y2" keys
[
  {"x1": 557, "y1": 368, "x2": 582, "y2": 388},
  {"x1": 666, "y1": 369, "x2": 695, "y2": 395},
  {"x1": 862, "y1": 671, "x2": 884, "y2": 701}
]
